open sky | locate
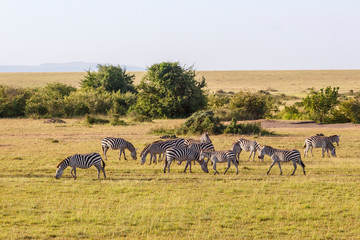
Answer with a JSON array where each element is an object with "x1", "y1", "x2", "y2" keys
[{"x1": 1, "y1": 0, "x2": 360, "y2": 70}]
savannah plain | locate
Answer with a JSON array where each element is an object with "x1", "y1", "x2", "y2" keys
[{"x1": 1, "y1": 70, "x2": 360, "y2": 239}]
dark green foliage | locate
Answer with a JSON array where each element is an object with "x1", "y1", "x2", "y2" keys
[
  {"x1": 214, "y1": 91, "x2": 276, "y2": 121},
  {"x1": 340, "y1": 98, "x2": 360, "y2": 123},
  {"x1": 80, "y1": 64, "x2": 136, "y2": 93},
  {"x1": 277, "y1": 105, "x2": 306, "y2": 120},
  {"x1": 111, "y1": 91, "x2": 137, "y2": 116},
  {"x1": 302, "y1": 86, "x2": 339, "y2": 123},
  {"x1": 224, "y1": 118, "x2": 272, "y2": 135},
  {"x1": 176, "y1": 110, "x2": 224, "y2": 135},
  {"x1": 84, "y1": 114, "x2": 109, "y2": 125},
  {"x1": 25, "y1": 83, "x2": 76, "y2": 118},
  {"x1": 133, "y1": 62, "x2": 207, "y2": 118},
  {"x1": 0, "y1": 85, "x2": 32, "y2": 117},
  {"x1": 128, "y1": 111, "x2": 153, "y2": 122},
  {"x1": 207, "y1": 94, "x2": 231, "y2": 110},
  {"x1": 64, "y1": 88, "x2": 112, "y2": 116}
]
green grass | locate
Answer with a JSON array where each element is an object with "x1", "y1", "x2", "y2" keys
[{"x1": 1, "y1": 118, "x2": 360, "y2": 239}]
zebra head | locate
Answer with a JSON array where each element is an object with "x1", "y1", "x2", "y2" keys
[
  {"x1": 330, "y1": 147, "x2": 337, "y2": 157},
  {"x1": 131, "y1": 149, "x2": 137, "y2": 160},
  {"x1": 55, "y1": 167, "x2": 64, "y2": 179},
  {"x1": 200, "y1": 160, "x2": 209, "y2": 173},
  {"x1": 140, "y1": 153, "x2": 147, "y2": 165},
  {"x1": 258, "y1": 145, "x2": 273, "y2": 160},
  {"x1": 333, "y1": 135, "x2": 340, "y2": 146}
]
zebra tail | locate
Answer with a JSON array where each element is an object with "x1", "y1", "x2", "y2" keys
[
  {"x1": 299, "y1": 159, "x2": 306, "y2": 168},
  {"x1": 102, "y1": 159, "x2": 106, "y2": 169}
]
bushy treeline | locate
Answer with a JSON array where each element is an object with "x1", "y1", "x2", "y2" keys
[{"x1": 1, "y1": 63, "x2": 359, "y2": 124}]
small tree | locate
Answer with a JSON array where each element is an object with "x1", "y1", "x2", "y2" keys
[
  {"x1": 302, "y1": 86, "x2": 339, "y2": 123},
  {"x1": 80, "y1": 64, "x2": 136, "y2": 93},
  {"x1": 133, "y1": 62, "x2": 207, "y2": 118}
]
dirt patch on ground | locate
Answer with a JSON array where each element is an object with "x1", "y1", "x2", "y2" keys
[{"x1": 254, "y1": 119, "x2": 360, "y2": 129}]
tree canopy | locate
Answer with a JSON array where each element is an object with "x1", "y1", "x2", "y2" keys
[
  {"x1": 80, "y1": 64, "x2": 136, "y2": 93},
  {"x1": 132, "y1": 62, "x2": 207, "y2": 118}
]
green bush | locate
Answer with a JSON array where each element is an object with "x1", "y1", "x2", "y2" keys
[
  {"x1": 340, "y1": 98, "x2": 360, "y2": 123},
  {"x1": 176, "y1": 110, "x2": 224, "y2": 135},
  {"x1": 64, "y1": 88, "x2": 112, "y2": 116},
  {"x1": 207, "y1": 94, "x2": 231, "y2": 110},
  {"x1": 224, "y1": 118, "x2": 272, "y2": 135},
  {"x1": 133, "y1": 62, "x2": 207, "y2": 118},
  {"x1": 0, "y1": 85, "x2": 32, "y2": 117},
  {"x1": 111, "y1": 91, "x2": 137, "y2": 116},
  {"x1": 110, "y1": 114, "x2": 128, "y2": 126},
  {"x1": 80, "y1": 64, "x2": 136, "y2": 93},
  {"x1": 25, "y1": 83, "x2": 76, "y2": 118}
]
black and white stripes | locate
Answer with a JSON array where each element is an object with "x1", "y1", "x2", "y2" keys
[
  {"x1": 55, "y1": 153, "x2": 106, "y2": 179},
  {"x1": 303, "y1": 135, "x2": 337, "y2": 158},
  {"x1": 258, "y1": 145, "x2": 306, "y2": 175},
  {"x1": 102, "y1": 137, "x2": 137, "y2": 160}
]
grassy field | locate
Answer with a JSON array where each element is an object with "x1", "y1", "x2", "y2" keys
[
  {"x1": 1, "y1": 70, "x2": 360, "y2": 97},
  {"x1": 1, "y1": 118, "x2": 360, "y2": 239}
]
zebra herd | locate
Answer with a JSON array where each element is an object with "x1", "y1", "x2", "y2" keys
[{"x1": 55, "y1": 133, "x2": 340, "y2": 179}]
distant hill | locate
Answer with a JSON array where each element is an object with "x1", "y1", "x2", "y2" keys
[{"x1": 0, "y1": 62, "x2": 145, "y2": 72}]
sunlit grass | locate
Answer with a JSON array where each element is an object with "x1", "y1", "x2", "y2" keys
[{"x1": 1, "y1": 118, "x2": 360, "y2": 239}]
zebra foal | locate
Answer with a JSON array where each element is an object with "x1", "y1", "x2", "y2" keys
[
  {"x1": 101, "y1": 137, "x2": 137, "y2": 160},
  {"x1": 55, "y1": 153, "x2": 106, "y2": 179},
  {"x1": 165, "y1": 147, "x2": 209, "y2": 173},
  {"x1": 200, "y1": 150, "x2": 238, "y2": 175},
  {"x1": 303, "y1": 135, "x2": 337, "y2": 158},
  {"x1": 258, "y1": 146, "x2": 306, "y2": 175}
]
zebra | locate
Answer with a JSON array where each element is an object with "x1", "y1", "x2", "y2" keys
[
  {"x1": 55, "y1": 153, "x2": 106, "y2": 179},
  {"x1": 164, "y1": 146, "x2": 209, "y2": 173},
  {"x1": 231, "y1": 138, "x2": 262, "y2": 162},
  {"x1": 303, "y1": 135, "x2": 337, "y2": 158},
  {"x1": 101, "y1": 137, "x2": 137, "y2": 160},
  {"x1": 258, "y1": 145, "x2": 306, "y2": 175},
  {"x1": 184, "y1": 132, "x2": 211, "y2": 146},
  {"x1": 140, "y1": 138, "x2": 186, "y2": 165},
  {"x1": 200, "y1": 150, "x2": 238, "y2": 175},
  {"x1": 178, "y1": 141, "x2": 215, "y2": 165}
]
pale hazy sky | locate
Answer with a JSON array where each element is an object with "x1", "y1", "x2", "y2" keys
[{"x1": 1, "y1": 0, "x2": 359, "y2": 70}]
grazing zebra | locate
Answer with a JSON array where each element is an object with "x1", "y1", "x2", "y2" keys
[
  {"x1": 55, "y1": 153, "x2": 106, "y2": 179},
  {"x1": 258, "y1": 146, "x2": 306, "y2": 175},
  {"x1": 231, "y1": 138, "x2": 262, "y2": 162},
  {"x1": 164, "y1": 146, "x2": 209, "y2": 173},
  {"x1": 200, "y1": 150, "x2": 238, "y2": 175},
  {"x1": 184, "y1": 132, "x2": 211, "y2": 146},
  {"x1": 303, "y1": 135, "x2": 338, "y2": 158},
  {"x1": 140, "y1": 138, "x2": 186, "y2": 165},
  {"x1": 179, "y1": 142, "x2": 216, "y2": 165},
  {"x1": 101, "y1": 137, "x2": 137, "y2": 160}
]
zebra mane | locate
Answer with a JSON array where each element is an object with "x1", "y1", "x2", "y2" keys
[{"x1": 57, "y1": 156, "x2": 70, "y2": 168}]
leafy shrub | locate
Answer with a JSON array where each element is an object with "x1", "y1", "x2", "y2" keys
[
  {"x1": 133, "y1": 62, "x2": 207, "y2": 118},
  {"x1": 277, "y1": 105, "x2": 306, "y2": 120},
  {"x1": 128, "y1": 111, "x2": 153, "y2": 122},
  {"x1": 224, "y1": 118, "x2": 272, "y2": 135},
  {"x1": 25, "y1": 83, "x2": 76, "y2": 118},
  {"x1": 111, "y1": 91, "x2": 137, "y2": 116},
  {"x1": 64, "y1": 88, "x2": 112, "y2": 116},
  {"x1": 340, "y1": 98, "x2": 360, "y2": 123},
  {"x1": 80, "y1": 64, "x2": 136, "y2": 93},
  {"x1": 0, "y1": 85, "x2": 32, "y2": 117},
  {"x1": 207, "y1": 94, "x2": 231, "y2": 110},
  {"x1": 302, "y1": 86, "x2": 339, "y2": 123},
  {"x1": 176, "y1": 110, "x2": 224, "y2": 135}
]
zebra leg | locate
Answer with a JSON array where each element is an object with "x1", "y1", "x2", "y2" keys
[
  {"x1": 248, "y1": 151, "x2": 253, "y2": 161},
  {"x1": 213, "y1": 161, "x2": 219, "y2": 175},
  {"x1": 233, "y1": 159, "x2": 239, "y2": 175},
  {"x1": 167, "y1": 160, "x2": 172, "y2": 173},
  {"x1": 149, "y1": 154, "x2": 153, "y2": 165},
  {"x1": 322, "y1": 148, "x2": 325, "y2": 158},
  {"x1": 277, "y1": 162, "x2": 282, "y2": 175},
  {"x1": 163, "y1": 160, "x2": 168, "y2": 173},
  {"x1": 95, "y1": 165, "x2": 101, "y2": 178},
  {"x1": 154, "y1": 154, "x2": 157, "y2": 164},
  {"x1": 291, "y1": 161, "x2": 297, "y2": 175},
  {"x1": 71, "y1": 167, "x2": 77, "y2": 179},
  {"x1": 123, "y1": 149, "x2": 127, "y2": 160},
  {"x1": 310, "y1": 146, "x2": 314, "y2": 157},
  {"x1": 224, "y1": 160, "x2": 231, "y2": 175},
  {"x1": 103, "y1": 146, "x2": 109, "y2": 160},
  {"x1": 267, "y1": 160, "x2": 277, "y2": 175}
]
